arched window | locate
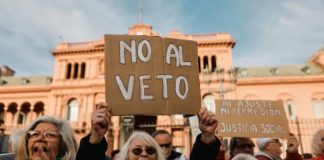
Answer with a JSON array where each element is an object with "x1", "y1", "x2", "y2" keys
[
  {"x1": 80, "y1": 62, "x2": 86, "y2": 79},
  {"x1": 211, "y1": 56, "x2": 217, "y2": 72},
  {"x1": 203, "y1": 95, "x2": 216, "y2": 114},
  {"x1": 8, "y1": 102, "x2": 18, "y2": 123},
  {"x1": 66, "y1": 63, "x2": 72, "y2": 79},
  {"x1": 19, "y1": 102, "x2": 31, "y2": 124},
  {"x1": 73, "y1": 63, "x2": 79, "y2": 79},
  {"x1": 285, "y1": 100, "x2": 296, "y2": 119},
  {"x1": 67, "y1": 99, "x2": 79, "y2": 121},
  {"x1": 198, "y1": 57, "x2": 201, "y2": 73},
  {"x1": 203, "y1": 56, "x2": 209, "y2": 69},
  {"x1": 33, "y1": 101, "x2": 45, "y2": 116},
  {"x1": 7, "y1": 103, "x2": 18, "y2": 115},
  {"x1": 312, "y1": 98, "x2": 324, "y2": 118}
]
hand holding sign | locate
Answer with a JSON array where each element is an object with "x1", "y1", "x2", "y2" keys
[
  {"x1": 90, "y1": 102, "x2": 112, "y2": 144},
  {"x1": 198, "y1": 107, "x2": 218, "y2": 144}
]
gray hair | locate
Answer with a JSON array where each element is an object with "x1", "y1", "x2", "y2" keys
[
  {"x1": 8, "y1": 129, "x2": 24, "y2": 152},
  {"x1": 232, "y1": 153, "x2": 257, "y2": 160},
  {"x1": 312, "y1": 127, "x2": 324, "y2": 156},
  {"x1": 15, "y1": 116, "x2": 78, "y2": 160},
  {"x1": 119, "y1": 131, "x2": 165, "y2": 160}
]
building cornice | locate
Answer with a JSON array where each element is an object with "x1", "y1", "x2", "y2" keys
[
  {"x1": 197, "y1": 41, "x2": 236, "y2": 48},
  {"x1": 0, "y1": 85, "x2": 51, "y2": 93},
  {"x1": 237, "y1": 75, "x2": 324, "y2": 85}
]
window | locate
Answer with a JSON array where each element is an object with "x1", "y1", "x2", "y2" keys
[
  {"x1": 312, "y1": 99, "x2": 324, "y2": 118},
  {"x1": 19, "y1": 102, "x2": 31, "y2": 124},
  {"x1": 203, "y1": 56, "x2": 209, "y2": 70},
  {"x1": 67, "y1": 99, "x2": 79, "y2": 121},
  {"x1": 33, "y1": 101, "x2": 45, "y2": 116},
  {"x1": 203, "y1": 95, "x2": 216, "y2": 114},
  {"x1": 80, "y1": 63, "x2": 86, "y2": 79},
  {"x1": 66, "y1": 63, "x2": 72, "y2": 79},
  {"x1": 285, "y1": 100, "x2": 296, "y2": 119},
  {"x1": 73, "y1": 63, "x2": 79, "y2": 79},
  {"x1": 18, "y1": 113, "x2": 25, "y2": 124},
  {"x1": 211, "y1": 56, "x2": 217, "y2": 72},
  {"x1": 198, "y1": 57, "x2": 201, "y2": 73}
]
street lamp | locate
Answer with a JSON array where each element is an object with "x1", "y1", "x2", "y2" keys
[{"x1": 203, "y1": 66, "x2": 238, "y2": 100}]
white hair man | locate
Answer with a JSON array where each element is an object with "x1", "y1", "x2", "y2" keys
[{"x1": 255, "y1": 135, "x2": 303, "y2": 160}]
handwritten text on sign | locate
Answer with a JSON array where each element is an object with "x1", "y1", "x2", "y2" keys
[
  {"x1": 215, "y1": 100, "x2": 290, "y2": 138},
  {"x1": 105, "y1": 35, "x2": 201, "y2": 115}
]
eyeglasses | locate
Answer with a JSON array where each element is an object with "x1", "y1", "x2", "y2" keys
[
  {"x1": 27, "y1": 130, "x2": 61, "y2": 142},
  {"x1": 131, "y1": 147, "x2": 156, "y2": 156},
  {"x1": 159, "y1": 143, "x2": 172, "y2": 148},
  {"x1": 269, "y1": 139, "x2": 281, "y2": 144}
]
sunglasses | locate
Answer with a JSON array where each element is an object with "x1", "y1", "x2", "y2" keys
[
  {"x1": 159, "y1": 143, "x2": 172, "y2": 148},
  {"x1": 132, "y1": 147, "x2": 156, "y2": 156}
]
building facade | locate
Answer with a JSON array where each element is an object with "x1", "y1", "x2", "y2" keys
[{"x1": 0, "y1": 23, "x2": 323, "y2": 157}]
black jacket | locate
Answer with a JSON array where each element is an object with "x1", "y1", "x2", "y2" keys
[
  {"x1": 76, "y1": 134, "x2": 108, "y2": 160},
  {"x1": 189, "y1": 134, "x2": 221, "y2": 160}
]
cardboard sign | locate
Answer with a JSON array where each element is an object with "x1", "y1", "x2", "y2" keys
[
  {"x1": 105, "y1": 35, "x2": 201, "y2": 115},
  {"x1": 215, "y1": 100, "x2": 290, "y2": 138}
]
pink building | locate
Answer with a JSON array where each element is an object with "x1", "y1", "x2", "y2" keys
[{"x1": 0, "y1": 23, "x2": 323, "y2": 157}]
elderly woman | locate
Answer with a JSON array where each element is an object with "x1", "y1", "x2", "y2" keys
[
  {"x1": 311, "y1": 127, "x2": 324, "y2": 160},
  {"x1": 14, "y1": 102, "x2": 111, "y2": 160},
  {"x1": 119, "y1": 131, "x2": 165, "y2": 160},
  {"x1": 15, "y1": 116, "x2": 78, "y2": 160}
]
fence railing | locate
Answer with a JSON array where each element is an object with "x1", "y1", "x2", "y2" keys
[{"x1": 288, "y1": 117, "x2": 324, "y2": 154}]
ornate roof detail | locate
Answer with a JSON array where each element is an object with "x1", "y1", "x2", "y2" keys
[
  {"x1": 128, "y1": 23, "x2": 157, "y2": 36},
  {"x1": 51, "y1": 38, "x2": 104, "y2": 55}
]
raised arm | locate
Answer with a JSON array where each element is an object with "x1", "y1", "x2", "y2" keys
[
  {"x1": 190, "y1": 107, "x2": 221, "y2": 160},
  {"x1": 76, "y1": 102, "x2": 112, "y2": 160}
]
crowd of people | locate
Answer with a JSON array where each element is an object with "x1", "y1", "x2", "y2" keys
[{"x1": 0, "y1": 102, "x2": 323, "y2": 160}]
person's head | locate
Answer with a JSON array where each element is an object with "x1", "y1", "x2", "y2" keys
[
  {"x1": 231, "y1": 153, "x2": 257, "y2": 160},
  {"x1": 256, "y1": 138, "x2": 283, "y2": 159},
  {"x1": 111, "y1": 149, "x2": 120, "y2": 160},
  {"x1": 8, "y1": 129, "x2": 24, "y2": 153},
  {"x1": 302, "y1": 153, "x2": 313, "y2": 160},
  {"x1": 229, "y1": 137, "x2": 255, "y2": 159},
  {"x1": 152, "y1": 130, "x2": 173, "y2": 158},
  {"x1": 312, "y1": 127, "x2": 324, "y2": 157},
  {"x1": 119, "y1": 131, "x2": 164, "y2": 160},
  {"x1": 16, "y1": 116, "x2": 78, "y2": 160}
]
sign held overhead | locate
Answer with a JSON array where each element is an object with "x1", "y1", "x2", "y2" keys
[
  {"x1": 105, "y1": 35, "x2": 201, "y2": 116},
  {"x1": 215, "y1": 100, "x2": 290, "y2": 138}
]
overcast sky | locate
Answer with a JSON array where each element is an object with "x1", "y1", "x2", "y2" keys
[{"x1": 0, "y1": 0, "x2": 323, "y2": 76}]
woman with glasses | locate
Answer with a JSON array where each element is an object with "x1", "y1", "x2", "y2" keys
[
  {"x1": 15, "y1": 102, "x2": 111, "y2": 160},
  {"x1": 15, "y1": 116, "x2": 78, "y2": 160},
  {"x1": 119, "y1": 131, "x2": 165, "y2": 160}
]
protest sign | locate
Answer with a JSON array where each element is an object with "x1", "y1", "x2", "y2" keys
[
  {"x1": 105, "y1": 35, "x2": 201, "y2": 115},
  {"x1": 215, "y1": 100, "x2": 290, "y2": 138}
]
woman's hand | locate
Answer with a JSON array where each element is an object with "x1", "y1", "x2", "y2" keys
[
  {"x1": 198, "y1": 107, "x2": 218, "y2": 144},
  {"x1": 89, "y1": 102, "x2": 112, "y2": 144}
]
